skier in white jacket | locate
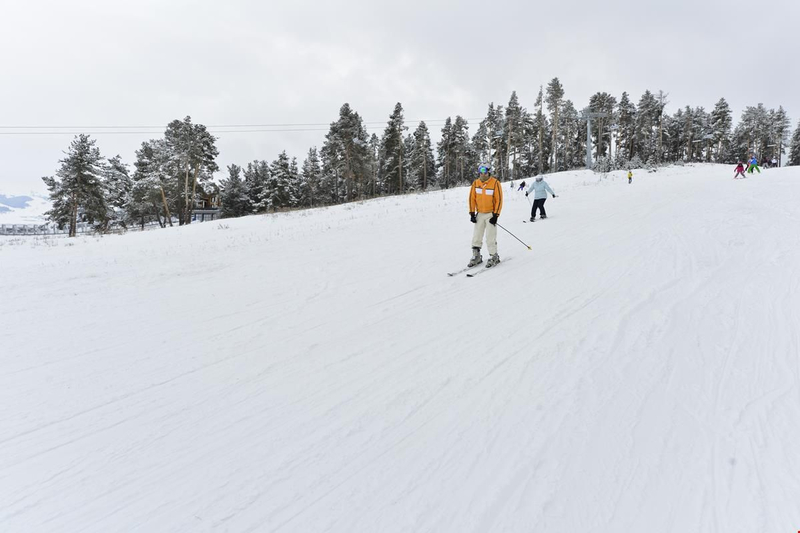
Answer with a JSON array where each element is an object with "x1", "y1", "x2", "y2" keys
[{"x1": 525, "y1": 176, "x2": 556, "y2": 221}]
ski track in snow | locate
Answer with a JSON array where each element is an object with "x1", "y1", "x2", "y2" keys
[{"x1": 1, "y1": 165, "x2": 800, "y2": 532}]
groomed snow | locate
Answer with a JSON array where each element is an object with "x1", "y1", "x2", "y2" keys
[{"x1": 1, "y1": 164, "x2": 799, "y2": 532}]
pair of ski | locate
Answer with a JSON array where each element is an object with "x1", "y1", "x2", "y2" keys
[{"x1": 447, "y1": 258, "x2": 510, "y2": 277}]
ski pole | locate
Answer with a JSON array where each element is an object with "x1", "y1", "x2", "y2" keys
[{"x1": 497, "y1": 222, "x2": 532, "y2": 250}]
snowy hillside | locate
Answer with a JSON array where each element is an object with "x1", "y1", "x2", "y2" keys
[
  {"x1": 0, "y1": 193, "x2": 50, "y2": 224},
  {"x1": 2, "y1": 164, "x2": 800, "y2": 532}
]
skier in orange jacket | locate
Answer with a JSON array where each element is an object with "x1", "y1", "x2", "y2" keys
[{"x1": 468, "y1": 163, "x2": 504, "y2": 268}]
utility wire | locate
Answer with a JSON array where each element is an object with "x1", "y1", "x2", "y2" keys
[{"x1": 0, "y1": 117, "x2": 484, "y2": 133}]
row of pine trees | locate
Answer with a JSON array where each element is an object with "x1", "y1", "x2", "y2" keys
[{"x1": 44, "y1": 78, "x2": 800, "y2": 233}]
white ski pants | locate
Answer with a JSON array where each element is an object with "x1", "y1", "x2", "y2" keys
[{"x1": 471, "y1": 212, "x2": 498, "y2": 255}]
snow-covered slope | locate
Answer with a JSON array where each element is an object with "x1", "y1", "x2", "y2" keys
[
  {"x1": 0, "y1": 193, "x2": 50, "y2": 224},
  {"x1": 2, "y1": 165, "x2": 799, "y2": 532}
]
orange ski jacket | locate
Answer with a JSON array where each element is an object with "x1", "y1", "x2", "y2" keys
[{"x1": 469, "y1": 176, "x2": 503, "y2": 214}]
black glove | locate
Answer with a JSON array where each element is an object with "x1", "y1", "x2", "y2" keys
[
  {"x1": 489, "y1": 213, "x2": 498, "y2": 225},
  {"x1": 525, "y1": 192, "x2": 529, "y2": 197},
  {"x1": 470, "y1": 212, "x2": 477, "y2": 223},
  {"x1": 552, "y1": 194, "x2": 557, "y2": 198}
]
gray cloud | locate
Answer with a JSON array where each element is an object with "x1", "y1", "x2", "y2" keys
[{"x1": 1, "y1": 0, "x2": 797, "y2": 191}]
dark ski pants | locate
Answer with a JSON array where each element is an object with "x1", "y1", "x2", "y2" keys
[{"x1": 531, "y1": 198, "x2": 547, "y2": 218}]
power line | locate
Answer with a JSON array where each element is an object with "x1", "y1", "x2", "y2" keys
[{"x1": 0, "y1": 117, "x2": 483, "y2": 132}]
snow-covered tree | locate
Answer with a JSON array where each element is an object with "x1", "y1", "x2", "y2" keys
[
  {"x1": 244, "y1": 160, "x2": 270, "y2": 213},
  {"x1": 42, "y1": 134, "x2": 108, "y2": 236},
  {"x1": 710, "y1": 98, "x2": 732, "y2": 162},
  {"x1": 299, "y1": 147, "x2": 322, "y2": 207},
  {"x1": 408, "y1": 121, "x2": 436, "y2": 190},
  {"x1": 260, "y1": 151, "x2": 298, "y2": 211},
  {"x1": 163, "y1": 116, "x2": 219, "y2": 225},
  {"x1": 101, "y1": 155, "x2": 132, "y2": 230},
  {"x1": 451, "y1": 116, "x2": 471, "y2": 184},
  {"x1": 635, "y1": 90, "x2": 659, "y2": 162},
  {"x1": 616, "y1": 92, "x2": 637, "y2": 162},
  {"x1": 545, "y1": 78, "x2": 565, "y2": 170},
  {"x1": 533, "y1": 86, "x2": 548, "y2": 174},
  {"x1": 589, "y1": 92, "x2": 617, "y2": 159},
  {"x1": 219, "y1": 164, "x2": 250, "y2": 218},
  {"x1": 321, "y1": 103, "x2": 371, "y2": 202},
  {"x1": 437, "y1": 117, "x2": 455, "y2": 189},
  {"x1": 131, "y1": 139, "x2": 172, "y2": 228},
  {"x1": 771, "y1": 106, "x2": 791, "y2": 164},
  {"x1": 379, "y1": 103, "x2": 407, "y2": 194},
  {"x1": 504, "y1": 91, "x2": 525, "y2": 180},
  {"x1": 788, "y1": 121, "x2": 800, "y2": 166}
]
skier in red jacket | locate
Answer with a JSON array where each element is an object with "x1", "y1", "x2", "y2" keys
[{"x1": 734, "y1": 162, "x2": 746, "y2": 179}]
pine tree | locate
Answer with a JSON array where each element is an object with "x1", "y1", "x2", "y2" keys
[
  {"x1": 101, "y1": 155, "x2": 132, "y2": 230},
  {"x1": 635, "y1": 90, "x2": 659, "y2": 162},
  {"x1": 299, "y1": 147, "x2": 322, "y2": 207},
  {"x1": 504, "y1": 91, "x2": 525, "y2": 180},
  {"x1": 545, "y1": 78, "x2": 565, "y2": 171},
  {"x1": 320, "y1": 103, "x2": 371, "y2": 202},
  {"x1": 470, "y1": 119, "x2": 490, "y2": 169},
  {"x1": 42, "y1": 134, "x2": 108, "y2": 236},
  {"x1": 262, "y1": 151, "x2": 297, "y2": 210},
  {"x1": 409, "y1": 121, "x2": 436, "y2": 190},
  {"x1": 131, "y1": 139, "x2": 172, "y2": 228},
  {"x1": 244, "y1": 160, "x2": 270, "y2": 213},
  {"x1": 377, "y1": 103, "x2": 406, "y2": 195},
  {"x1": 452, "y1": 116, "x2": 471, "y2": 184},
  {"x1": 219, "y1": 164, "x2": 250, "y2": 218},
  {"x1": 771, "y1": 106, "x2": 791, "y2": 165},
  {"x1": 163, "y1": 116, "x2": 219, "y2": 225},
  {"x1": 560, "y1": 100, "x2": 581, "y2": 170},
  {"x1": 710, "y1": 98, "x2": 732, "y2": 162},
  {"x1": 588, "y1": 92, "x2": 617, "y2": 159},
  {"x1": 616, "y1": 92, "x2": 637, "y2": 162},
  {"x1": 533, "y1": 86, "x2": 548, "y2": 174},
  {"x1": 655, "y1": 91, "x2": 669, "y2": 162},
  {"x1": 483, "y1": 103, "x2": 505, "y2": 177},
  {"x1": 403, "y1": 134, "x2": 415, "y2": 189},
  {"x1": 437, "y1": 117, "x2": 454, "y2": 189},
  {"x1": 788, "y1": 121, "x2": 800, "y2": 166}
]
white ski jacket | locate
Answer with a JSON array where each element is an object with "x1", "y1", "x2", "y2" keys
[{"x1": 526, "y1": 179, "x2": 555, "y2": 200}]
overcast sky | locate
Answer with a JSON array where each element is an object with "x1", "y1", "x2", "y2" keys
[{"x1": 2, "y1": 0, "x2": 797, "y2": 193}]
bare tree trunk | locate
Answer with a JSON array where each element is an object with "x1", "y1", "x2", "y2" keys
[
  {"x1": 183, "y1": 162, "x2": 190, "y2": 226},
  {"x1": 552, "y1": 106, "x2": 559, "y2": 171},
  {"x1": 422, "y1": 150, "x2": 427, "y2": 190},
  {"x1": 506, "y1": 121, "x2": 514, "y2": 179},
  {"x1": 187, "y1": 163, "x2": 200, "y2": 224},
  {"x1": 69, "y1": 189, "x2": 78, "y2": 237},
  {"x1": 398, "y1": 148, "x2": 403, "y2": 194},
  {"x1": 160, "y1": 186, "x2": 173, "y2": 227}
]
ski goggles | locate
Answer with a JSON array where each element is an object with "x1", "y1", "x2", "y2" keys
[{"x1": 478, "y1": 165, "x2": 490, "y2": 174}]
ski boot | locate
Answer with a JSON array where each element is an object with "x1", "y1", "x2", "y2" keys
[
  {"x1": 467, "y1": 247, "x2": 483, "y2": 267},
  {"x1": 529, "y1": 216, "x2": 535, "y2": 222},
  {"x1": 486, "y1": 253, "x2": 501, "y2": 268},
  {"x1": 540, "y1": 215, "x2": 547, "y2": 219}
]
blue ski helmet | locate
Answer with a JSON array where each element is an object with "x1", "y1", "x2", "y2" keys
[{"x1": 478, "y1": 163, "x2": 491, "y2": 174}]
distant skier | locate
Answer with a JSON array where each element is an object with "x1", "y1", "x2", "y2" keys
[
  {"x1": 771, "y1": 157, "x2": 778, "y2": 168},
  {"x1": 525, "y1": 176, "x2": 556, "y2": 221},
  {"x1": 747, "y1": 155, "x2": 761, "y2": 174},
  {"x1": 517, "y1": 180, "x2": 526, "y2": 191},
  {"x1": 627, "y1": 170, "x2": 633, "y2": 184},
  {"x1": 468, "y1": 163, "x2": 504, "y2": 268},
  {"x1": 734, "y1": 162, "x2": 746, "y2": 179}
]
